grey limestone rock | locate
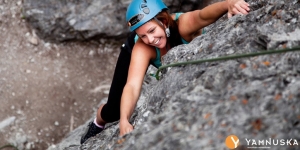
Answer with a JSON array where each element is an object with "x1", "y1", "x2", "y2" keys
[
  {"x1": 50, "y1": 0, "x2": 300, "y2": 149},
  {"x1": 23, "y1": 0, "x2": 203, "y2": 42}
]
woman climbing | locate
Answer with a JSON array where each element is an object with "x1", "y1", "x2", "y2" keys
[{"x1": 80, "y1": 0, "x2": 250, "y2": 144}]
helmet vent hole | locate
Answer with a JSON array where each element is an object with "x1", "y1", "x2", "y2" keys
[
  {"x1": 143, "y1": 8, "x2": 150, "y2": 14},
  {"x1": 141, "y1": 4, "x2": 147, "y2": 8}
]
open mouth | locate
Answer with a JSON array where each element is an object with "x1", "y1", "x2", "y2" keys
[{"x1": 154, "y1": 37, "x2": 161, "y2": 45}]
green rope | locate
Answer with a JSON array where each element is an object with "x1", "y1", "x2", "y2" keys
[
  {"x1": 155, "y1": 46, "x2": 300, "y2": 80},
  {"x1": 0, "y1": 144, "x2": 18, "y2": 150}
]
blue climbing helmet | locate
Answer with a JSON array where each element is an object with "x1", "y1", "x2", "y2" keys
[{"x1": 126, "y1": 0, "x2": 168, "y2": 31}]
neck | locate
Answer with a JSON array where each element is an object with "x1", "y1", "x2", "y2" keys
[
  {"x1": 160, "y1": 43, "x2": 170, "y2": 56},
  {"x1": 165, "y1": 40, "x2": 171, "y2": 51}
]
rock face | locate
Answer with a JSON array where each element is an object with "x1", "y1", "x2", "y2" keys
[
  {"x1": 22, "y1": 0, "x2": 204, "y2": 42},
  {"x1": 48, "y1": 0, "x2": 300, "y2": 150}
]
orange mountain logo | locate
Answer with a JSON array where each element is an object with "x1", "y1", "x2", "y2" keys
[{"x1": 225, "y1": 135, "x2": 240, "y2": 149}]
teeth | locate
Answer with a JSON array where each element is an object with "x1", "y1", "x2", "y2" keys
[{"x1": 154, "y1": 38, "x2": 160, "y2": 44}]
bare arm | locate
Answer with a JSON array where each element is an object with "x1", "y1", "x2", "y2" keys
[
  {"x1": 178, "y1": 0, "x2": 250, "y2": 41},
  {"x1": 178, "y1": 1, "x2": 228, "y2": 42},
  {"x1": 119, "y1": 40, "x2": 156, "y2": 136}
]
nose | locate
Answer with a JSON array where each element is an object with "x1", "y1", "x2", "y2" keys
[{"x1": 147, "y1": 35, "x2": 155, "y2": 44}]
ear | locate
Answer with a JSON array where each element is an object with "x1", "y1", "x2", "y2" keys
[
  {"x1": 162, "y1": 20, "x2": 168, "y2": 28},
  {"x1": 159, "y1": 20, "x2": 164, "y2": 26},
  {"x1": 156, "y1": 19, "x2": 166, "y2": 28},
  {"x1": 154, "y1": 17, "x2": 167, "y2": 28}
]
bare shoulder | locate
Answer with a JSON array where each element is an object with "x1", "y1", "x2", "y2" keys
[
  {"x1": 177, "y1": 10, "x2": 200, "y2": 24},
  {"x1": 132, "y1": 39, "x2": 156, "y2": 61},
  {"x1": 177, "y1": 10, "x2": 202, "y2": 42}
]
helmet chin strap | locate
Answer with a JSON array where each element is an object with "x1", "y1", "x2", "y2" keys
[
  {"x1": 153, "y1": 17, "x2": 170, "y2": 37},
  {"x1": 153, "y1": 17, "x2": 170, "y2": 50}
]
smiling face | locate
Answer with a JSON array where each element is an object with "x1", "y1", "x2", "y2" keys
[{"x1": 135, "y1": 20, "x2": 167, "y2": 49}]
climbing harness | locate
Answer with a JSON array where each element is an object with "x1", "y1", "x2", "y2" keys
[{"x1": 154, "y1": 46, "x2": 300, "y2": 80}]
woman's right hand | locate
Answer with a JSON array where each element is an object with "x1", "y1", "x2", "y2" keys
[{"x1": 119, "y1": 119, "x2": 134, "y2": 136}]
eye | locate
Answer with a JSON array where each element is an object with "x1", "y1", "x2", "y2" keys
[
  {"x1": 149, "y1": 28, "x2": 155, "y2": 33},
  {"x1": 139, "y1": 35, "x2": 146, "y2": 39}
]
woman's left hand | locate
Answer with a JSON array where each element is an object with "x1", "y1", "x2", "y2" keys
[
  {"x1": 119, "y1": 119, "x2": 134, "y2": 136},
  {"x1": 227, "y1": 0, "x2": 250, "y2": 18}
]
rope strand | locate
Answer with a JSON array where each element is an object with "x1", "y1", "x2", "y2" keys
[
  {"x1": 0, "y1": 144, "x2": 18, "y2": 150},
  {"x1": 155, "y1": 46, "x2": 300, "y2": 80}
]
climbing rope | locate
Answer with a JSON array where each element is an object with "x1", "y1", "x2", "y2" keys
[
  {"x1": 0, "y1": 144, "x2": 18, "y2": 150},
  {"x1": 155, "y1": 46, "x2": 300, "y2": 80}
]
